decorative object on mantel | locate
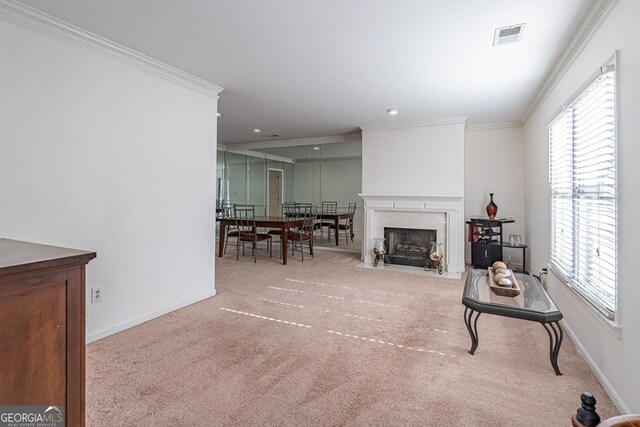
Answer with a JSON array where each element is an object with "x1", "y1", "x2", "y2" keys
[
  {"x1": 372, "y1": 237, "x2": 390, "y2": 267},
  {"x1": 424, "y1": 242, "x2": 444, "y2": 274},
  {"x1": 486, "y1": 193, "x2": 498, "y2": 219}
]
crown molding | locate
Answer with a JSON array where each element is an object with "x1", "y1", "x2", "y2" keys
[
  {"x1": 359, "y1": 116, "x2": 467, "y2": 132},
  {"x1": 523, "y1": 0, "x2": 618, "y2": 122},
  {"x1": 0, "y1": 0, "x2": 223, "y2": 98},
  {"x1": 295, "y1": 155, "x2": 361, "y2": 163},
  {"x1": 466, "y1": 121, "x2": 523, "y2": 131},
  {"x1": 226, "y1": 150, "x2": 295, "y2": 164},
  {"x1": 224, "y1": 133, "x2": 361, "y2": 150}
]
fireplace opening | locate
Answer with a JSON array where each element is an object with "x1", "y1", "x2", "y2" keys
[{"x1": 384, "y1": 227, "x2": 437, "y2": 267}]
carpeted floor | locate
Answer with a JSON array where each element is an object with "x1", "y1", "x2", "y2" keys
[
  {"x1": 86, "y1": 250, "x2": 618, "y2": 426},
  {"x1": 311, "y1": 230, "x2": 362, "y2": 252}
]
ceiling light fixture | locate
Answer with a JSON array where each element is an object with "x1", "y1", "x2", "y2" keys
[
  {"x1": 386, "y1": 108, "x2": 398, "y2": 115},
  {"x1": 313, "y1": 146, "x2": 320, "y2": 151},
  {"x1": 217, "y1": 112, "x2": 223, "y2": 117},
  {"x1": 252, "y1": 128, "x2": 262, "y2": 133}
]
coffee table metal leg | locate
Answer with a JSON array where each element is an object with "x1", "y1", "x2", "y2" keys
[
  {"x1": 542, "y1": 321, "x2": 563, "y2": 375},
  {"x1": 464, "y1": 307, "x2": 481, "y2": 355}
]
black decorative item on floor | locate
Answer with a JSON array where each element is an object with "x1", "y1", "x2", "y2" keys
[{"x1": 572, "y1": 392, "x2": 601, "y2": 427}]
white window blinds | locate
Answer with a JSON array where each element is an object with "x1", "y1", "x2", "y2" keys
[{"x1": 548, "y1": 58, "x2": 617, "y2": 319}]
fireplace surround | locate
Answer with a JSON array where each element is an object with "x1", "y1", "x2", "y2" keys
[{"x1": 359, "y1": 194, "x2": 465, "y2": 273}]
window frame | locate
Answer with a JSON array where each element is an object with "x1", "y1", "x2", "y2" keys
[{"x1": 547, "y1": 53, "x2": 618, "y2": 320}]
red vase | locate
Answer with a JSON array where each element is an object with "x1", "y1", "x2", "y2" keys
[{"x1": 486, "y1": 193, "x2": 498, "y2": 219}]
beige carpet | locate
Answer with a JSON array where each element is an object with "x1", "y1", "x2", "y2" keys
[
  {"x1": 86, "y1": 250, "x2": 618, "y2": 426},
  {"x1": 311, "y1": 230, "x2": 362, "y2": 253}
]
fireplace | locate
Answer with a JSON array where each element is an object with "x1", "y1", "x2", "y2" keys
[
  {"x1": 359, "y1": 194, "x2": 465, "y2": 273},
  {"x1": 384, "y1": 227, "x2": 436, "y2": 267}
]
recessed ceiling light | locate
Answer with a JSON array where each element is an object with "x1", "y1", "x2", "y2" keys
[
  {"x1": 252, "y1": 128, "x2": 262, "y2": 133},
  {"x1": 217, "y1": 112, "x2": 223, "y2": 117},
  {"x1": 313, "y1": 146, "x2": 320, "y2": 151},
  {"x1": 386, "y1": 108, "x2": 398, "y2": 115}
]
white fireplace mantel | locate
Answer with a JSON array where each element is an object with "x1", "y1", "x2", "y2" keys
[{"x1": 359, "y1": 194, "x2": 465, "y2": 273}]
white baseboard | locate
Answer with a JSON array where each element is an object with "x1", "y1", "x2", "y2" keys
[
  {"x1": 560, "y1": 319, "x2": 630, "y2": 414},
  {"x1": 86, "y1": 290, "x2": 216, "y2": 344}
]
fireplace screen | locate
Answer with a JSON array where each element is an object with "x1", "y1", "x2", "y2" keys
[{"x1": 384, "y1": 227, "x2": 437, "y2": 267}]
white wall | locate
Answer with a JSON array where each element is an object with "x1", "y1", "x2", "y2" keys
[
  {"x1": 360, "y1": 122, "x2": 466, "y2": 272},
  {"x1": 465, "y1": 126, "x2": 525, "y2": 266},
  {"x1": 361, "y1": 122, "x2": 465, "y2": 196},
  {"x1": 0, "y1": 15, "x2": 220, "y2": 341},
  {"x1": 523, "y1": 0, "x2": 640, "y2": 412}
]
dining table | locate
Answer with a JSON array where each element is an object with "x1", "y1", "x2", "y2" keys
[{"x1": 218, "y1": 216, "x2": 305, "y2": 265}]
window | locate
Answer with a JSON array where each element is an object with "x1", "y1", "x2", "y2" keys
[{"x1": 548, "y1": 56, "x2": 617, "y2": 319}]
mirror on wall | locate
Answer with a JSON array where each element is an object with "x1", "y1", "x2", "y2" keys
[
  {"x1": 216, "y1": 139, "x2": 362, "y2": 232},
  {"x1": 216, "y1": 150, "x2": 294, "y2": 217}
]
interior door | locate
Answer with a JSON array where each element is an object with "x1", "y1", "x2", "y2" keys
[{"x1": 268, "y1": 169, "x2": 282, "y2": 217}]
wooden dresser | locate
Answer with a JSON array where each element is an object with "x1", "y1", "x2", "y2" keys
[{"x1": 0, "y1": 239, "x2": 96, "y2": 426}]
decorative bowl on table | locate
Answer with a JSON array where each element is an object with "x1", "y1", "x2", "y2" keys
[
  {"x1": 494, "y1": 268, "x2": 513, "y2": 277},
  {"x1": 492, "y1": 261, "x2": 507, "y2": 270},
  {"x1": 487, "y1": 267, "x2": 521, "y2": 297}
]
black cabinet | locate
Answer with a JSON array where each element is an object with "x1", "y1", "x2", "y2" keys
[{"x1": 466, "y1": 218, "x2": 515, "y2": 269}]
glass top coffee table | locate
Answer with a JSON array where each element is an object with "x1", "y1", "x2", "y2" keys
[{"x1": 462, "y1": 269, "x2": 564, "y2": 375}]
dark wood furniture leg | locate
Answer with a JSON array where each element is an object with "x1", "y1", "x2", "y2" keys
[
  {"x1": 282, "y1": 226, "x2": 289, "y2": 265},
  {"x1": 218, "y1": 220, "x2": 226, "y2": 257},
  {"x1": 334, "y1": 217, "x2": 340, "y2": 246}
]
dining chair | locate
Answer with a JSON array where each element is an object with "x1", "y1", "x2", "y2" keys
[
  {"x1": 234, "y1": 204, "x2": 272, "y2": 262},
  {"x1": 295, "y1": 202, "x2": 314, "y2": 212},
  {"x1": 347, "y1": 202, "x2": 357, "y2": 241},
  {"x1": 288, "y1": 207, "x2": 316, "y2": 261},
  {"x1": 318, "y1": 201, "x2": 338, "y2": 240},
  {"x1": 268, "y1": 202, "x2": 298, "y2": 258},
  {"x1": 329, "y1": 202, "x2": 356, "y2": 245},
  {"x1": 221, "y1": 203, "x2": 238, "y2": 254}
]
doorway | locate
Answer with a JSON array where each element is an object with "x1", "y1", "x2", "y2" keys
[{"x1": 268, "y1": 169, "x2": 283, "y2": 217}]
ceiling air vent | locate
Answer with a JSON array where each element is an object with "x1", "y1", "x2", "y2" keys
[{"x1": 493, "y1": 23, "x2": 525, "y2": 46}]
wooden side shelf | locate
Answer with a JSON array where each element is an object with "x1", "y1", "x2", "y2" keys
[{"x1": 0, "y1": 239, "x2": 96, "y2": 427}]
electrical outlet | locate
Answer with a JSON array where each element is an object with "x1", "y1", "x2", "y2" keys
[{"x1": 91, "y1": 287, "x2": 103, "y2": 303}]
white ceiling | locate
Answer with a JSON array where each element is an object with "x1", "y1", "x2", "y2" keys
[{"x1": 18, "y1": 0, "x2": 595, "y2": 146}]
